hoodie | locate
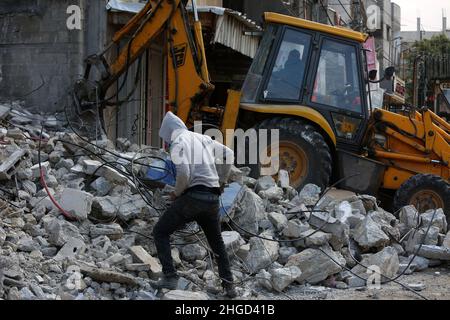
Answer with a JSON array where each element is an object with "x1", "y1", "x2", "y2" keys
[{"x1": 159, "y1": 112, "x2": 234, "y2": 197}]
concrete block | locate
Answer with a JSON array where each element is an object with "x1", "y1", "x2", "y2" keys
[
  {"x1": 59, "y1": 188, "x2": 93, "y2": 220},
  {"x1": 129, "y1": 246, "x2": 162, "y2": 276},
  {"x1": 0, "y1": 149, "x2": 29, "y2": 180}
]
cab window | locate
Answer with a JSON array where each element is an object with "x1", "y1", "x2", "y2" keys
[
  {"x1": 312, "y1": 39, "x2": 363, "y2": 113},
  {"x1": 263, "y1": 29, "x2": 312, "y2": 101},
  {"x1": 241, "y1": 25, "x2": 278, "y2": 103}
]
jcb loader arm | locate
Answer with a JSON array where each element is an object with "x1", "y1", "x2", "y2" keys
[
  {"x1": 73, "y1": 0, "x2": 213, "y2": 130},
  {"x1": 370, "y1": 108, "x2": 450, "y2": 190}
]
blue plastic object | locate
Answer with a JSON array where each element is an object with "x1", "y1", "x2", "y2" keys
[
  {"x1": 146, "y1": 160, "x2": 244, "y2": 218},
  {"x1": 146, "y1": 158, "x2": 176, "y2": 187},
  {"x1": 219, "y1": 182, "x2": 244, "y2": 218}
]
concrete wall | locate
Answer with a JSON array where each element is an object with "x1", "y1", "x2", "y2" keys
[{"x1": 0, "y1": 0, "x2": 108, "y2": 113}]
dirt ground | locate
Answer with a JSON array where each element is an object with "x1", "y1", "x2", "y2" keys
[{"x1": 256, "y1": 266, "x2": 450, "y2": 300}]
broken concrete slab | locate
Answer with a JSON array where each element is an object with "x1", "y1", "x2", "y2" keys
[
  {"x1": 278, "y1": 246, "x2": 297, "y2": 265},
  {"x1": 90, "y1": 223, "x2": 123, "y2": 240},
  {"x1": 90, "y1": 177, "x2": 112, "y2": 196},
  {"x1": 129, "y1": 246, "x2": 162, "y2": 276},
  {"x1": 414, "y1": 245, "x2": 450, "y2": 261},
  {"x1": 0, "y1": 149, "x2": 29, "y2": 180},
  {"x1": 286, "y1": 245, "x2": 345, "y2": 284},
  {"x1": 245, "y1": 231, "x2": 279, "y2": 274},
  {"x1": 399, "y1": 205, "x2": 420, "y2": 236},
  {"x1": 163, "y1": 290, "x2": 210, "y2": 300},
  {"x1": 54, "y1": 237, "x2": 86, "y2": 261},
  {"x1": 59, "y1": 188, "x2": 93, "y2": 220},
  {"x1": 30, "y1": 161, "x2": 50, "y2": 180},
  {"x1": 255, "y1": 176, "x2": 277, "y2": 193},
  {"x1": 303, "y1": 230, "x2": 333, "y2": 248},
  {"x1": 222, "y1": 231, "x2": 244, "y2": 255},
  {"x1": 350, "y1": 246, "x2": 399, "y2": 282},
  {"x1": 267, "y1": 212, "x2": 288, "y2": 231},
  {"x1": 81, "y1": 159, "x2": 103, "y2": 175},
  {"x1": 282, "y1": 219, "x2": 310, "y2": 238},
  {"x1": 351, "y1": 215, "x2": 390, "y2": 251},
  {"x1": 257, "y1": 269, "x2": 273, "y2": 291},
  {"x1": 92, "y1": 194, "x2": 149, "y2": 221},
  {"x1": 232, "y1": 187, "x2": 264, "y2": 236},
  {"x1": 420, "y1": 209, "x2": 448, "y2": 234},
  {"x1": 296, "y1": 184, "x2": 321, "y2": 206},
  {"x1": 308, "y1": 211, "x2": 349, "y2": 250},
  {"x1": 78, "y1": 265, "x2": 137, "y2": 286},
  {"x1": 44, "y1": 217, "x2": 84, "y2": 247},
  {"x1": 270, "y1": 266, "x2": 302, "y2": 292},
  {"x1": 259, "y1": 186, "x2": 284, "y2": 202}
]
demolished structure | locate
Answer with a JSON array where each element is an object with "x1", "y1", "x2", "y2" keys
[{"x1": 0, "y1": 102, "x2": 449, "y2": 300}]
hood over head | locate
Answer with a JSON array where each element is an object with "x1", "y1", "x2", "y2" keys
[{"x1": 159, "y1": 111, "x2": 188, "y2": 144}]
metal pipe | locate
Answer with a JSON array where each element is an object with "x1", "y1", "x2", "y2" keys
[{"x1": 192, "y1": 0, "x2": 199, "y2": 22}]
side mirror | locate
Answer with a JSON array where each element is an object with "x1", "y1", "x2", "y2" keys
[
  {"x1": 384, "y1": 67, "x2": 395, "y2": 80},
  {"x1": 369, "y1": 70, "x2": 378, "y2": 81}
]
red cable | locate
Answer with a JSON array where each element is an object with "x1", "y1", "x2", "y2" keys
[{"x1": 39, "y1": 168, "x2": 76, "y2": 221}]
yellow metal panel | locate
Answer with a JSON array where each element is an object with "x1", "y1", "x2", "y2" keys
[
  {"x1": 264, "y1": 12, "x2": 368, "y2": 43},
  {"x1": 240, "y1": 103, "x2": 336, "y2": 145},
  {"x1": 221, "y1": 90, "x2": 242, "y2": 143}
]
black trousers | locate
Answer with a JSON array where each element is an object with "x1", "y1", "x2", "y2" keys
[{"x1": 153, "y1": 190, "x2": 234, "y2": 283}]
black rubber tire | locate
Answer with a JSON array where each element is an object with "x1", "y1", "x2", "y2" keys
[
  {"x1": 393, "y1": 174, "x2": 450, "y2": 220},
  {"x1": 247, "y1": 117, "x2": 332, "y2": 192}
]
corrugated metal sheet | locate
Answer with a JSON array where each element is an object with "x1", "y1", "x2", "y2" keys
[
  {"x1": 106, "y1": 2, "x2": 261, "y2": 58},
  {"x1": 213, "y1": 12, "x2": 260, "y2": 58}
]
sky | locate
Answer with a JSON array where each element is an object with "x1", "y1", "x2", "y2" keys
[{"x1": 393, "y1": 0, "x2": 450, "y2": 31}]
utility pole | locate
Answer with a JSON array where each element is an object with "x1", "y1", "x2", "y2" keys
[
  {"x1": 351, "y1": 0, "x2": 366, "y2": 32},
  {"x1": 291, "y1": 0, "x2": 301, "y2": 17}
]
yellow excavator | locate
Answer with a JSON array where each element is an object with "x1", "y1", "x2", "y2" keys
[{"x1": 73, "y1": 0, "x2": 450, "y2": 219}]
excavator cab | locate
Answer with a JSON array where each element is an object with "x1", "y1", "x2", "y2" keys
[
  {"x1": 237, "y1": 13, "x2": 372, "y2": 189},
  {"x1": 240, "y1": 13, "x2": 371, "y2": 151},
  {"x1": 236, "y1": 13, "x2": 449, "y2": 219}
]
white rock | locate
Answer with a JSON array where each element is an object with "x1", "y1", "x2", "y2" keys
[
  {"x1": 286, "y1": 245, "x2": 345, "y2": 284},
  {"x1": 283, "y1": 219, "x2": 310, "y2": 238},
  {"x1": 277, "y1": 170, "x2": 290, "y2": 188},
  {"x1": 259, "y1": 186, "x2": 284, "y2": 201},
  {"x1": 270, "y1": 266, "x2": 302, "y2": 292},
  {"x1": 245, "y1": 231, "x2": 279, "y2": 274},
  {"x1": 255, "y1": 176, "x2": 277, "y2": 193},
  {"x1": 222, "y1": 231, "x2": 244, "y2": 255},
  {"x1": 350, "y1": 246, "x2": 399, "y2": 282},
  {"x1": 268, "y1": 212, "x2": 288, "y2": 231},
  {"x1": 163, "y1": 290, "x2": 209, "y2": 300},
  {"x1": 257, "y1": 269, "x2": 273, "y2": 291},
  {"x1": 351, "y1": 215, "x2": 390, "y2": 250},
  {"x1": 59, "y1": 188, "x2": 93, "y2": 220}
]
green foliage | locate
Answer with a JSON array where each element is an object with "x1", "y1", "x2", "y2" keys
[
  {"x1": 411, "y1": 34, "x2": 450, "y2": 55},
  {"x1": 403, "y1": 34, "x2": 450, "y2": 103}
]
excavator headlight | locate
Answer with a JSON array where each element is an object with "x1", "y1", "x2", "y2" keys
[{"x1": 331, "y1": 113, "x2": 361, "y2": 140}]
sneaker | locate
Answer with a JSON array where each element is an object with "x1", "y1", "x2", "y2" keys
[
  {"x1": 223, "y1": 282, "x2": 238, "y2": 299},
  {"x1": 151, "y1": 275, "x2": 179, "y2": 290}
]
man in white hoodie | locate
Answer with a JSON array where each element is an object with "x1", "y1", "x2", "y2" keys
[{"x1": 152, "y1": 111, "x2": 237, "y2": 298}]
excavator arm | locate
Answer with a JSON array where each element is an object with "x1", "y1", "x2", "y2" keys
[
  {"x1": 73, "y1": 0, "x2": 213, "y2": 129},
  {"x1": 369, "y1": 108, "x2": 450, "y2": 189}
]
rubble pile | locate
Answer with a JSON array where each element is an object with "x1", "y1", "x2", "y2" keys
[{"x1": 0, "y1": 102, "x2": 449, "y2": 300}]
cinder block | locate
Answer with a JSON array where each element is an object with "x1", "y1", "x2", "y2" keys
[{"x1": 0, "y1": 149, "x2": 30, "y2": 180}]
